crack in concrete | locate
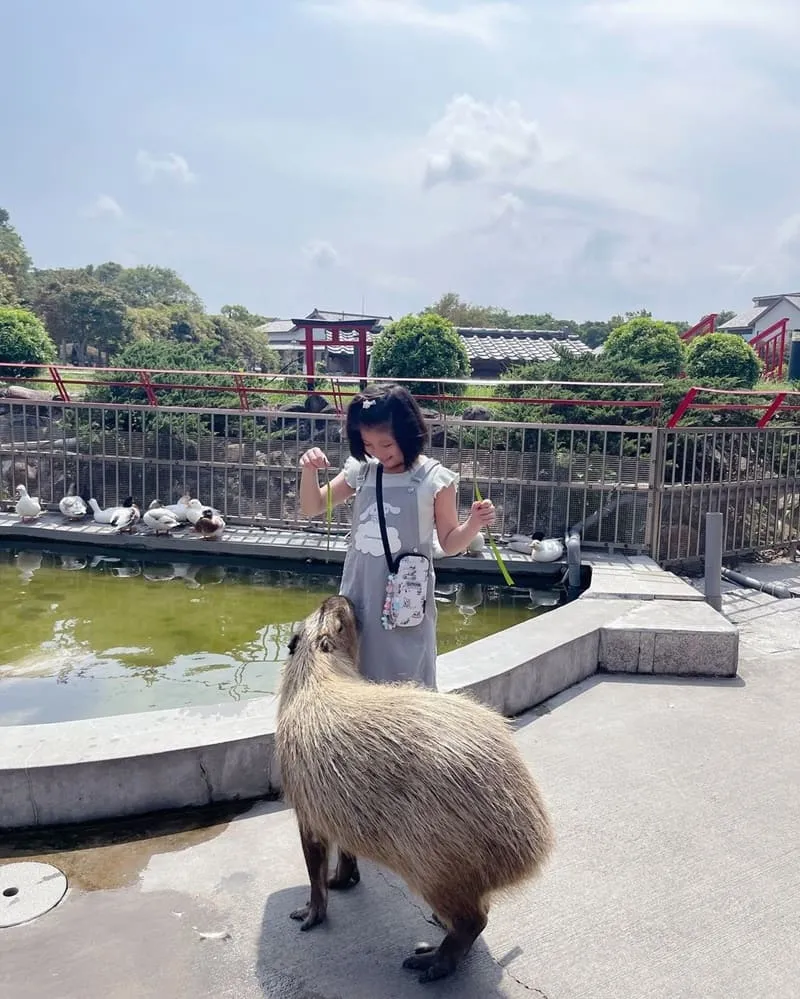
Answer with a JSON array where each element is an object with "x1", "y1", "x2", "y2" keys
[
  {"x1": 198, "y1": 758, "x2": 214, "y2": 802},
  {"x1": 24, "y1": 765, "x2": 40, "y2": 826},
  {"x1": 372, "y1": 868, "x2": 549, "y2": 997}
]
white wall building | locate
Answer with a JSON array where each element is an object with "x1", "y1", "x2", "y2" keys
[{"x1": 719, "y1": 293, "x2": 800, "y2": 342}]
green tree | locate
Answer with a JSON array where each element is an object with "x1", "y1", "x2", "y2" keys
[
  {"x1": 422, "y1": 292, "x2": 510, "y2": 328},
  {"x1": 30, "y1": 274, "x2": 130, "y2": 363},
  {"x1": 207, "y1": 314, "x2": 279, "y2": 371},
  {"x1": 89, "y1": 338, "x2": 240, "y2": 408},
  {"x1": 715, "y1": 310, "x2": 736, "y2": 328},
  {"x1": 369, "y1": 312, "x2": 471, "y2": 396},
  {"x1": 0, "y1": 208, "x2": 32, "y2": 306},
  {"x1": 127, "y1": 305, "x2": 278, "y2": 371},
  {"x1": 603, "y1": 315, "x2": 686, "y2": 379},
  {"x1": 108, "y1": 265, "x2": 204, "y2": 311},
  {"x1": 685, "y1": 333, "x2": 762, "y2": 389},
  {"x1": 0, "y1": 307, "x2": 57, "y2": 378},
  {"x1": 128, "y1": 304, "x2": 214, "y2": 347},
  {"x1": 220, "y1": 304, "x2": 271, "y2": 327}
]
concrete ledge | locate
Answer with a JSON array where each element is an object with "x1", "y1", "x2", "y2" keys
[
  {"x1": 583, "y1": 554, "x2": 703, "y2": 602},
  {"x1": 0, "y1": 577, "x2": 740, "y2": 830},
  {"x1": 599, "y1": 600, "x2": 739, "y2": 677}
]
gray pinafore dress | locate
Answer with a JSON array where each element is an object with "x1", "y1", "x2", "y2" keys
[{"x1": 339, "y1": 457, "x2": 439, "y2": 690}]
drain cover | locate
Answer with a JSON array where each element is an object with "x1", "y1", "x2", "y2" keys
[{"x1": 0, "y1": 862, "x2": 68, "y2": 928}]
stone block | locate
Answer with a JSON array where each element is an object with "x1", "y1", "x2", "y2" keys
[{"x1": 599, "y1": 600, "x2": 739, "y2": 678}]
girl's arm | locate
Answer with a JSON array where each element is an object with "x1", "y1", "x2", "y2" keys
[
  {"x1": 433, "y1": 484, "x2": 496, "y2": 556},
  {"x1": 298, "y1": 448, "x2": 355, "y2": 518}
]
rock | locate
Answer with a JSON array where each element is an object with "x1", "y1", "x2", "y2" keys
[
  {"x1": 461, "y1": 405, "x2": 494, "y2": 422},
  {"x1": 304, "y1": 393, "x2": 329, "y2": 414},
  {"x1": 0, "y1": 384, "x2": 55, "y2": 402},
  {"x1": 429, "y1": 428, "x2": 462, "y2": 448}
]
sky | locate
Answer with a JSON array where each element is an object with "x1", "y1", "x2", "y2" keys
[{"x1": 2, "y1": 0, "x2": 800, "y2": 324}]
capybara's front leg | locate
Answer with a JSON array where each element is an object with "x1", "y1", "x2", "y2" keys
[
  {"x1": 402, "y1": 909, "x2": 488, "y2": 984},
  {"x1": 290, "y1": 826, "x2": 329, "y2": 931},
  {"x1": 328, "y1": 849, "x2": 360, "y2": 890}
]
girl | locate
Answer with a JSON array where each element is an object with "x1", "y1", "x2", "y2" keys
[{"x1": 298, "y1": 382, "x2": 495, "y2": 691}]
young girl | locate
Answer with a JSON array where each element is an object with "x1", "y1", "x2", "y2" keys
[{"x1": 298, "y1": 382, "x2": 495, "y2": 691}]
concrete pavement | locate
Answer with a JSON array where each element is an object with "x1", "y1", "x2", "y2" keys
[{"x1": 2, "y1": 562, "x2": 799, "y2": 998}]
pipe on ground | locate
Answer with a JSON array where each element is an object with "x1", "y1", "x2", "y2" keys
[{"x1": 720, "y1": 567, "x2": 799, "y2": 599}]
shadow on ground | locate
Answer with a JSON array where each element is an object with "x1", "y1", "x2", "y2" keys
[{"x1": 256, "y1": 861, "x2": 543, "y2": 999}]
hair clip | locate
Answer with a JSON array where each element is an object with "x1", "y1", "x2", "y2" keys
[{"x1": 362, "y1": 398, "x2": 377, "y2": 408}]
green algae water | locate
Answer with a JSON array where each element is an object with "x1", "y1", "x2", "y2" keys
[{"x1": 0, "y1": 547, "x2": 557, "y2": 726}]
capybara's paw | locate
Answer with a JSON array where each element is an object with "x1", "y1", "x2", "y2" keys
[
  {"x1": 328, "y1": 851, "x2": 360, "y2": 891},
  {"x1": 328, "y1": 865, "x2": 360, "y2": 891},
  {"x1": 328, "y1": 868, "x2": 361, "y2": 891},
  {"x1": 289, "y1": 903, "x2": 326, "y2": 931},
  {"x1": 403, "y1": 945, "x2": 458, "y2": 984},
  {"x1": 402, "y1": 944, "x2": 437, "y2": 970}
]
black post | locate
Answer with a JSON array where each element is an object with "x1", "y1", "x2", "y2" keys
[{"x1": 789, "y1": 330, "x2": 800, "y2": 382}]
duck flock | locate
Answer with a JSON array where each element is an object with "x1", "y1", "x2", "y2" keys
[{"x1": 12, "y1": 485, "x2": 226, "y2": 541}]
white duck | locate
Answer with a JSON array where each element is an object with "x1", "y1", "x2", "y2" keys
[
  {"x1": 531, "y1": 537, "x2": 565, "y2": 562},
  {"x1": 88, "y1": 497, "x2": 140, "y2": 533},
  {"x1": 185, "y1": 497, "x2": 220, "y2": 526},
  {"x1": 164, "y1": 493, "x2": 192, "y2": 522},
  {"x1": 59, "y1": 487, "x2": 87, "y2": 520},
  {"x1": 143, "y1": 500, "x2": 181, "y2": 535},
  {"x1": 15, "y1": 484, "x2": 42, "y2": 522},
  {"x1": 193, "y1": 507, "x2": 225, "y2": 541}
]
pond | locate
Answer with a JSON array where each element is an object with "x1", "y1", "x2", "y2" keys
[{"x1": 0, "y1": 546, "x2": 562, "y2": 726}]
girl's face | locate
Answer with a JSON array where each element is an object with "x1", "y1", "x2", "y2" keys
[{"x1": 360, "y1": 424, "x2": 404, "y2": 473}]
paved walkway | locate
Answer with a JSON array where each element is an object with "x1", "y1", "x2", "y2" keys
[{"x1": 2, "y1": 562, "x2": 799, "y2": 998}]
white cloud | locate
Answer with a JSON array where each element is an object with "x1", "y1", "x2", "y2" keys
[
  {"x1": 419, "y1": 93, "x2": 689, "y2": 223},
  {"x1": 136, "y1": 150, "x2": 196, "y2": 184},
  {"x1": 303, "y1": 239, "x2": 340, "y2": 268},
  {"x1": 303, "y1": 0, "x2": 524, "y2": 45},
  {"x1": 87, "y1": 194, "x2": 123, "y2": 219},
  {"x1": 579, "y1": 0, "x2": 800, "y2": 36},
  {"x1": 423, "y1": 95, "x2": 541, "y2": 188},
  {"x1": 494, "y1": 191, "x2": 524, "y2": 227}
]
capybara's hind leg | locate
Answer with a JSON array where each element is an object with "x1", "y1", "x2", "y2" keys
[
  {"x1": 328, "y1": 849, "x2": 360, "y2": 890},
  {"x1": 402, "y1": 906, "x2": 488, "y2": 984},
  {"x1": 290, "y1": 826, "x2": 329, "y2": 931}
]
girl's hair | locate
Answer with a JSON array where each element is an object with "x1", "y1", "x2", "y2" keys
[{"x1": 346, "y1": 383, "x2": 429, "y2": 469}]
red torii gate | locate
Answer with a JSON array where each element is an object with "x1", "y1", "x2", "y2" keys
[{"x1": 291, "y1": 317, "x2": 378, "y2": 389}]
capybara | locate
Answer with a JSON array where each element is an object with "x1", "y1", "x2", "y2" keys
[{"x1": 275, "y1": 594, "x2": 554, "y2": 984}]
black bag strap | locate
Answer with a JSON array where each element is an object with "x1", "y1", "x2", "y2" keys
[{"x1": 375, "y1": 463, "x2": 396, "y2": 573}]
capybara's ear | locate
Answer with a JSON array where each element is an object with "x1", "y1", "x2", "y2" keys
[
  {"x1": 288, "y1": 633, "x2": 299, "y2": 655},
  {"x1": 318, "y1": 635, "x2": 333, "y2": 653}
]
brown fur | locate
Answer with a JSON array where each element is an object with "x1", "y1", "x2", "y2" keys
[{"x1": 275, "y1": 595, "x2": 555, "y2": 984}]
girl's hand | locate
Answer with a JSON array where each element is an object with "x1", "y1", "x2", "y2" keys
[
  {"x1": 299, "y1": 447, "x2": 330, "y2": 471},
  {"x1": 468, "y1": 498, "x2": 496, "y2": 529}
]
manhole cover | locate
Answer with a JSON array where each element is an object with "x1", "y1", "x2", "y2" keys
[{"x1": 0, "y1": 862, "x2": 68, "y2": 928}]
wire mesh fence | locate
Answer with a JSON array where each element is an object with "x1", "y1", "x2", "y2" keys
[{"x1": 1, "y1": 399, "x2": 798, "y2": 563}]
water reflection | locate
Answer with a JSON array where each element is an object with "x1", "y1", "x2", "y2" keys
[{"x1": 0, "y1": 548, "x2": 561, "y2": 725}]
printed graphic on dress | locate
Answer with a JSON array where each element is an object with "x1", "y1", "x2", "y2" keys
[{"x1": 355, "y1": 499, "x2": 402, "y2": 557}]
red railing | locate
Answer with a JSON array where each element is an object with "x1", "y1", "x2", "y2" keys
[
  {"x1": 749, "y1": 318, "x2": 789, "y2": 381},
  {"x1": 666, "y1": 385, "x2": 800, "y2": 429},
  {"x1": 0, "y1": 363, "x2": 797, "y2": 428},
  {"x1": 0, "y1": 363, "x2": 665, "y2": 417},
  {"x1": 680, "y1": 313, "x2": 717, "y2": 342}
]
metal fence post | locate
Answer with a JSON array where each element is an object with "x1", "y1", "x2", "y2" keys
[
  {"x1": 646, "y1": 427, "x2": 666, "y2": 563},
  {"x1": 704, "y1": 511, "x2": 723, "y2": 612}
]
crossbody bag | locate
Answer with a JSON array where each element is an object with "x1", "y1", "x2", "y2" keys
[{"x1": 375, "y1": 463, "x2": 431, "y2": 630}]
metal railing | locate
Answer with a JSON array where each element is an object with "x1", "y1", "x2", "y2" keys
[
  {"x1": 5, "y1": 397, "x2": 798, "y2": 564},
  {"x1": 654, "y1": 425, "x2": 800, "y2": 563}
]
